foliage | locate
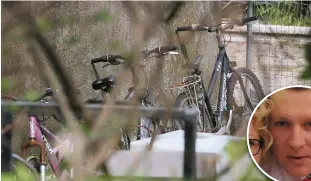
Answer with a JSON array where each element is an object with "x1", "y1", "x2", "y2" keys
[
  {"x1": 225, "y1": 140, "x2": 248, "y2": 162},
  {"x1": 1, "y1": 77, "x2": 14, "y2": 93},
  {"x1": 301, "y1": 39, "x2": 311, "y2": 79},
  {"x1": 254, "y1": 1, "x2": 311, "y2": 26},
  {"x1": 36, "y1": 17, "x2": 55, "y2": 32},
  {"x1": 64, "y1": 36, "x2": 80, "y2": 47},
  {"x1": 94, "y1": 9, "x2": 113, "y2": 22},
  {"x1": 1, "y1": 159, "x2": 37, "y2": 181},
  {"x1": 24, "y1": 90, "x2": 41, "y2": 101}
]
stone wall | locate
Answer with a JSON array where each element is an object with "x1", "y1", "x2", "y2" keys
[{"x1": 2, "y1": 1, "x2": 222, "y2": 153}]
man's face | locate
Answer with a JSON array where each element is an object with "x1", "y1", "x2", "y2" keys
[{"x1": 269, "y1": 89, "x2": 311, "y2": 177}]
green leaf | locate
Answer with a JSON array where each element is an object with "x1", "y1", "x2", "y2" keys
[
  {"x1": 2, "y1": 46, "x2": 12, "y2": 59},
  {"x1": 120, "y1": 50, "x2": 135, "y2": 63},
  {"x1": 80, "y1": 122, "x2": 91, "y2": 136},
  {"x1": 24, "y1": 90, "x2": 40, "y2": 101},
  {"x1": 1, "y1": 77, "x2": 14, "y2": 93},
  {"x1": 301, "y1": 42, "x2": 311, "y2": 79},
  {"x1": 225, "y1": 140, "x2": 248, "y2": 162},
  {"x1": 300, "y1": 64, "x2": 311, "y2": 79},
  {"x1": 58, "y1": 16, "x2": 77, "y2": 26},
  {"x1": 1, "y1": 173, "x2": 14, "y2": 181},
  {"x1": 36, "y1": 17, "x2": 54, "y2": 32},
  {"x1": 94, "y1": 9, "x2": 113, "y2": 22},
  {"x1": 7, "y1": 102, "x2": 21, "y2": 113},
  {"x1": 11, "y1": 160, "x2": 37, "y2": 180},
  {"x1": 64, "y1": 36, "x2": 80, "y2": 47},
  {"x1": 305, "y1": 42, "x2": 311, "y2": 63},
  {"x1": 109, "y1": 40, "x2": 124, "y2": 51}
]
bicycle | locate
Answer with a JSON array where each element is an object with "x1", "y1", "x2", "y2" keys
[
  {"x1": 1, "y1": 100, "x2": 39, "y2": 181},
  {"x1": 89, "y1": 45, "x2": 179, "y2": 148},
  {"x1": 169, "y1": 16, "x2": 265, "y2": 135},
  {"x1": 2, "y1": 90, "x2": 83, "y2": 181}
]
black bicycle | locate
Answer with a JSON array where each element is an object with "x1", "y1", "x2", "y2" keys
[
  {"x1": 169, "y1": 16, "x2": 265, "y2": 135},
  {"x1": 89, "y1": 45, "x2": 179, "y2": 149}
]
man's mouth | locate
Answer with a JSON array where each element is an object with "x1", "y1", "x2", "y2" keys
[{"x1": 287, "y1": 156, "x2": 310, "y2": 160}]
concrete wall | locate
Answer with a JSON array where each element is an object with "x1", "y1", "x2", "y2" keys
[
  {"x1": 52, "y1": 1, "x2": 220, "y2": 102},
  {"x1": 2, "y1": 1, "x2": 221, "y2": 153}
]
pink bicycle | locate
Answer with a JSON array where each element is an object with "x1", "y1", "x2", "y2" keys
[{"x1": 4, "y1": 89, "x2": 81, "y2": 181}]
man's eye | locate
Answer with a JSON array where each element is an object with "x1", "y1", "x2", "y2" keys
[
  {"x1": 275, "y1": 121, "x2": 289, "y2": 127},
  {"x1": 305, "y1": 122, "x2": 311, "y2": 128},
  {"x1": 249, "y1": 140, "x2": 258, "y2": 147},
  {"x1": 249, "y1": 140, "x2": 255, "y2": 146}
]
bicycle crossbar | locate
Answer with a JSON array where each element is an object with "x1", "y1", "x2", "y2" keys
[{"x1": 1, "y1": 101, "x2": 198, "y2": 179}]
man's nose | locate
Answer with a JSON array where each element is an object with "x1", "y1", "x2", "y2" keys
[{"x1": 287, "y1": 125, "x2": 306, "y2": 151}]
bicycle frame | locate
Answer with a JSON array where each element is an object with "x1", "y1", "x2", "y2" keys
[
  {"x1": 22, "y1": 115, "x2": 73, "y2": 180},
  {"x1": 91, "y1": 56, "x2": 164, "y2": 141},
  {"x1": 175, "y1": 28, "x2": 253, "y2": 132},
  {"x1": 202, "y1": 47, "x2": 231, "y2": 127},
  {"x1": 120, "y1": 86, "x2": 154, "y2": 140}
]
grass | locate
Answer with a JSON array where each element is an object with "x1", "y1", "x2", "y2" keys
[{"x1": 254, "y1": 1, "x2": 311, "y2": 26}]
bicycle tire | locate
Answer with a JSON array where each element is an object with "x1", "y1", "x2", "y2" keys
[
  {"x1": 227, "y1": 67, "x2": 265, "y2": 135},
  {"x1": 173, "y1": 91, "x2": 207, "y2": 131},
  {"x1": 11, "y1": 153, "x2": 40, "y2": 181}
]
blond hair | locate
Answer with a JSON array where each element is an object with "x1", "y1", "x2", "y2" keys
[{"x1": 251, "y1": 99, "x2": 273, "y2": 156}]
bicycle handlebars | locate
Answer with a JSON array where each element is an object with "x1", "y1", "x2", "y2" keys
[
  {"x1": 91, "y1": 54, "x2": 125, "y2": 65},
  {"x1": 91, "y1": 45, "x2": 179, "y2": 66},
  {"x1": 141, "y1": 45, "x2": 179, "y2": 58},
  {"x1": 175, "y1": 16, "x2": 258, "y2": 32},
  {"x1": 241, "y1": 16, "x2": 258, "y2": 25}
]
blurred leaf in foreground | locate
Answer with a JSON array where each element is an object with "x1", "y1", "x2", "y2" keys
[
  {"x1": 36, "y1": 17, "x2": 54, "y2": 32},
  {"x1": 94, "y1": 9, "x2": 113, "y2": 22},
  {"x1": 1, "y1": 77, "x2": 14, "y2": 93},
  {"x1": 64, "y1": 36, "x2": 80, "y2": 47},
  {"x1": 58, "y1": 16, "x2": 77, "y2": 26},
  {"x1": 240, "y1": 161, "x2": 271, "y2": 181},
  {"x1": 1, "y1": 173, "x2": 14, "y2": 181},
  {"x1": 301, "y1": 41, "x2": 311, "y2": 79},
  {"x1": 24, "y1": 90, "x2": 40, "y2": 101},
  {"x1": 225, "y1": 139, "x2": 248, "y2": 162},
  {"x1": 109, "y1": 39, "x2": 125, "y2": 52},
  {"x1": 120, "y1": 49, "x2": 135, "y2": 64}
]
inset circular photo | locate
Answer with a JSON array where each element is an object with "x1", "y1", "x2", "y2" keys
[{"x1": 247, "y1": 85, "x2": 311, "y2": 181}]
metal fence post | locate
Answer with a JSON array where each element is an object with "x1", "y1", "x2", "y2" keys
[
  {"x1": 247, "y1": 1, "x2": 253, "y2": 70},
  {"x1": 246, "y1": 0, "x2": 254, "y2": 95},
  {"x1": 183, "y1": 110, "x2": 197, "y2": 180}
]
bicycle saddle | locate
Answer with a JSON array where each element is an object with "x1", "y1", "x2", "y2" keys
[
  {"x1": 92, "y1": 75, "x2": 116, "y2": 93},
  {"x1": 182, "y1": 55, "x2": 203, "y2": 70}
]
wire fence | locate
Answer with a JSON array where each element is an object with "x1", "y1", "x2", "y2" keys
[{"x1": 251, "y1": 1, "x2": 311, "y2": 94}]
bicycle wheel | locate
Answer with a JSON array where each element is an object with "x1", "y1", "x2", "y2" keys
[
  {"x1": 136, "y1": 103, "x2": 153, "y2": 140},
  {"x1": 173, "y1": 91, "x2": 210, "y2": 132},
  {"x1": 119, "y1": 130, "x2": 131, "y2": 150},
  {"x1": 227, "y1": 67, "x2": 265, "y2": 136},
  {"x1": 10, "y1": 153, "x2": 39, "y2": 181}
]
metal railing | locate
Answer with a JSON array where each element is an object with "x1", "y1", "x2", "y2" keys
[{"x1": 1, "y1": 101, "x2": 199, "y2": 179}]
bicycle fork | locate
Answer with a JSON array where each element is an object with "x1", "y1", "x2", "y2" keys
[
  {"x1": 21, "y1": 138, "x2": 46, "y2": 181},
  {"x1": 222, "y1": 65, "x2": 254, "y2": 135}
]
